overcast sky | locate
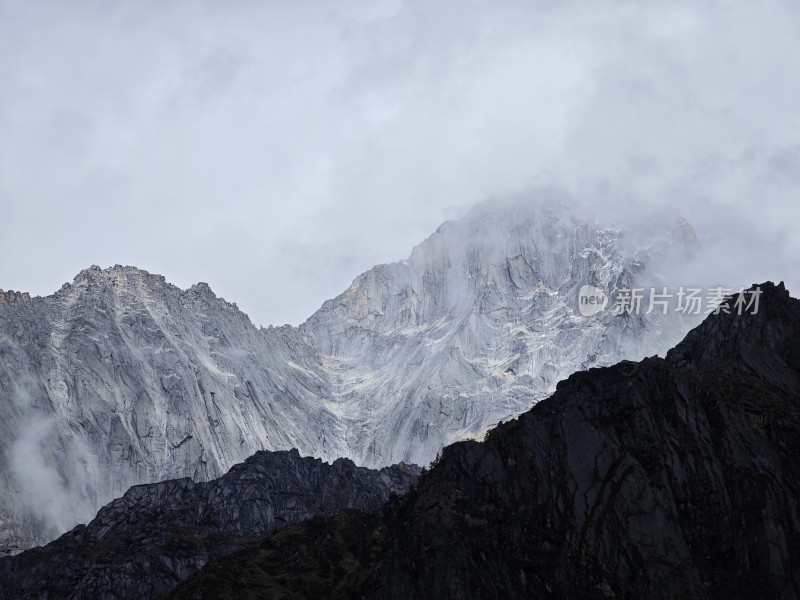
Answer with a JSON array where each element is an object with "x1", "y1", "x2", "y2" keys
[{"x1": 1, "y1": 0, "x2": 798, "y2": 325}]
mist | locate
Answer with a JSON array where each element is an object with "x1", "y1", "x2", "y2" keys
[
  {"x1": 1, "y1": 0, "x2": 798, "y2": 325},
  {"x1": 5, "y1": 388, "x2": 98, "y2": 539}
]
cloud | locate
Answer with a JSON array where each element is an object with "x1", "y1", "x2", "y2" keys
[
  {"x1": 7, "y1": 413, "x2": 96, "y2": 537},
  {"x1": 0, "y1": 0, "x2": 798, "y2": 324},
  {"x1": 2, "y1": 381, "x2": 97, "y2": 538}
]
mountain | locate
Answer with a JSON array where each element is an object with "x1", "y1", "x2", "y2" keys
[
  {"x1": 301, "y1": 200, "x2": 697, "y2": 466},
  {"x1": 0, "y1": 266, "x2": 344, "y2": 555},
  {"x1": 167, "y1": 282, "x2": 800, "y2": 600},
  {"x1": 0, "y1": 449, "x2": 418, "y2": 599},
  {"x1": 0, "y1": 199, "x2": 699, "y2": 554}
]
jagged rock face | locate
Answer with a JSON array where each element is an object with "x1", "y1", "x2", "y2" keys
[
  {"x1": 168, "y1": 283, "x2": 800, "y2": 600},
  {"x1": 0, "y1": 290, "x2": 31, "y2": 309},
  {"x1": 0, "y1": 201, "x2": 698, "y2": 553},
  {"x1": 0, "y1": 266, "x2": 343, "y2": 555},
  {"x1": 0, "y1": 449, "x2": 419, "y2": 599},
  {"x1": 302, "y1": 202, "x2": 697, "y2": 466}
]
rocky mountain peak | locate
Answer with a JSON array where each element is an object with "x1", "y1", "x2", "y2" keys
[
  {"x1": 300, "y1": 199, "x2": 701, "y2": 466},
  {"x1": 667, "y1": 281, "x2": 800, "y2": 393},
  {"x1": 0, "y1": 289, "x2": 31, "y2": 309},
  {"x1": 70, "y1": 263, "x2": 167, "y2": 287}
]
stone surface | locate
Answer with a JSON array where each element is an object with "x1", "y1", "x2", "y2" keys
[{"x1": 0, "y1": 289, "x2": 31, "y2": 308}]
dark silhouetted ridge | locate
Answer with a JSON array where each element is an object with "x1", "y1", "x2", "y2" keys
[
  {"x1": 169, "y1": 282, "x2": 800, "y2": 600},
  {"x1": 0, "y1": 449, "x2": 419, "y2": 599}
]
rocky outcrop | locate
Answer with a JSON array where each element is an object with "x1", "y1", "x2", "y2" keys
[
  {"x1": 0, "y1": 449, "x2": 419, "y2": 599},
  {"x1": 0, "y1": 289, "x2": 31, "y2": 309},
  {"x1": 0, "y1": 200, "x2": 699, "y2": 554},
  {"x1": 170, "y1": 282, "x2": 800, "y2": 599}
]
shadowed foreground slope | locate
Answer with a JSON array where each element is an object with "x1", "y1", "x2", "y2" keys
[
  {"x1": 171, "y1": 282, "x2": 800, "y2": 600},
  {"x1": 0, "y1": 450, "x2": 419, "y2": 599}
]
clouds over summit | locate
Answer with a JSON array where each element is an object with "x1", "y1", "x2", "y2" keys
[{"x1": 1, "y1": 0, "x2": 798, "y2": 324}]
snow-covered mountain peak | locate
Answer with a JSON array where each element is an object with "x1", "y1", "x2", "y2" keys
[{"x1": 301, "y1": 200, "x2": 700, "y2": 466}]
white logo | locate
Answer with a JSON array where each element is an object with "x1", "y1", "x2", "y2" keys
[{"x1": 578, "y1": 285, "x2": 608, "y2": 316}]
